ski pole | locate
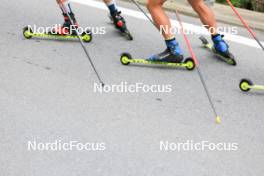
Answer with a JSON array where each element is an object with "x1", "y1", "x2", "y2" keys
[
  {"x1": 130, "y1": 0, "x2": 155, "y2": 26},
  {"x1": 226, "y1": 0, "x2": 264, "y2": 50},
  {"x1": 130, "y1": 1, "x2": 221, "y2": 123},
  {"x1": 175, "y1": 10, "x2": 221, "y2": 124},
  {"x1": 60, "y1": 1, "x2": 105, "y2": 86}
]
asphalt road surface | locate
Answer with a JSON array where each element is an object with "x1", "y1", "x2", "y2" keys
[{"x1": 1, "y1": 0, "x2": 264, "y2": 175}]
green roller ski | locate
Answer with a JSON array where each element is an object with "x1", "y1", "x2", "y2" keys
[
  {"x1": 199, "y1": 36, "x2": 236, "y2": 66},
  {"x1": 120, "y1": 53, "x2": 196, "y2": 71},
  {"x1": 22, "y1": 26, "x2": 92, "y2": 43},
  {"x1": 239, "y1": 79, "x2": 264, "y2": 92}
]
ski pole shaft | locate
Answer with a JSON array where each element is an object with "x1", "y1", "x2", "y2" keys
[
  {"x1": 175, "y1": 9, "x2": 220, "y2": 122},
  {"x1": 60, "y1": 1, "x2": 105, "y2": 86},
  {"x1": 130, "y1": 0, "x2": 155, "y2": 26},
  {"x1": 126, "y1": 1, "x2": 221, "y2": 122},
  {"x1": 226, "y1": 0, "x2": 264, "y2": 50},
  {"x1": 175, "y1": 12, "x2": 198, "y2": 66}
]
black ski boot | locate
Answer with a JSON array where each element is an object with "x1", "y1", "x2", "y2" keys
[{"x1": 110, "y1": 11, "x2": 133, "y2": 40}]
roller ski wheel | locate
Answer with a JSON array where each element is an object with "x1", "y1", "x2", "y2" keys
[
  {"x1": 23, "y1": 26, "x2": 33, "y2": 39},
  {"x1": 120, "y1": 52, "x2": 131, "y2": 65},
  {"x1": 239, "y1": 79, "x2": 264, "y2": 92},
  {"x1": 239, "y1": 79, "x2": 253, "y2": 92},
  {"x1": 22, "y1": 26, "x2": 93, "y2": 43},
  {"x1": 120, "y1": 52, "x2": 195, "y2": 71},
  {"x1": 199, "y1": 36, "x2": 236, "y2": 66},
  {"x1": 81, "y1": 30, "x2": 92, "y2": 43},
  {"x1": 184, "y1": 58, "x2": 195, "y2": 71}
]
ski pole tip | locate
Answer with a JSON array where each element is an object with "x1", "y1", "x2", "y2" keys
[
  {"x1": 216, "y1": 116, "x2": 221, "y2": 124},
  {"x1": 101, "y1": 82, "x2": 105, "y2": 88}
]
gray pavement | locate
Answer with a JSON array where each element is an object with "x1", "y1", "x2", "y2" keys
[{"x1": 1, "y1": 0, "x2": 264, "y2": 175}]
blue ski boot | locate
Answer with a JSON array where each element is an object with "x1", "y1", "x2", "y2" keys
[
  {"x1": 212, "y1": 34, "x2": 233, "y2": 58},
  {"x1": 147, "y1": 38, "x2": 184, "y2": 63}
]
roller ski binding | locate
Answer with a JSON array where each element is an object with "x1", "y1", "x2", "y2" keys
[
  {"x1": 23, "y1": 13, "x2": 92, "y2": 43},
  {"x1": 120, "y1": 52, "x2": 195, "y2": 71},
  {"x1": 110, "y1": 11, "x2": 133, "y2": 40},
  {"x1": 199, "y1": 35, "x2": 236, "y2": 66},
  {"x1": 239, "y1": 79, "x2": 264, "y2": 92}
]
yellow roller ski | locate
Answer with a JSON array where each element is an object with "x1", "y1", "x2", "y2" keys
[
  {"x1": 23, "y1": 26, "x2": 92, "y2": 43},
  {"x1": 120, "y1": 53, "x2": 196, "y2": 71}
]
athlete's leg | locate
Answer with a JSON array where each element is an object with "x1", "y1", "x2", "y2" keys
[
  {"x1": 146, "y1": 0, "x2": 183, "y2": 62},
  {"x1": 56, "y1": 0, "x2": 72, "y2": 14},
  {"x1": 54, "y1": 0, "x2": 77, "y2": 35},
  {"x1": 146, "y1": 0, "x2": 173, "y2": 40},
  {"x1": 103, "y1": 0, "x2": 128, "y2": 30},
  {"x1": 188, "y1": 0, "x2": 230, "y2": 55},
  {"x1": 103, "y1": 0, "x2": 118, "y2": 16},
  {"x1": 188, "y1": 0, "x2": 217, "y2": 35}
]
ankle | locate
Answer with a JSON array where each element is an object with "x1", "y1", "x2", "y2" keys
[
  {"x1": 165, "y1": 38, "x2": 183, "y2": 55},
  {"x1": 107, "y1": 2, "x2": 118, "y2": 16},
  {"x1": 211, "y1": 33, "x2": 221, "y2": 39},
  {"x1": 165, "y1": 37, "x2": 177, "y2": 48}
]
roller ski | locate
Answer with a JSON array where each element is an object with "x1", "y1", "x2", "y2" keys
[
  {"x1": 120, "y1": 52, "x2": 195, "y2": 71},
  {"x1": 110, "y1": 11, "x2": 133, "y2": 40},
  {"x1": 239, "y1": 79, "x2": 264, "y2": 92},
  {"x1": 199, "y1": 35, "x2": 236, "y2": 66},
  {"x1": 121, "y1": 40, "x2": 195, "y2": 70},
  {"x1": 23, "y1": 13, "x2": 92, "y2": 43}
]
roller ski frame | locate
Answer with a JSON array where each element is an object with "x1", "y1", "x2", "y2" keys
[
  {"x1": 22, "y1": 26, "x2": 92, "y2": 43},
  {"x1": 115, "y1": 25, "x2": 133, "y2": 41},
  {"x1": 120, "y1": 53, "x2": 196, "y2": 71},
  {"x1": 199, "y1": 36, "x2": 237, "y2": 66},
  {"x1": 239, "y1": 79, "x2": 264, "y2": 92}
]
